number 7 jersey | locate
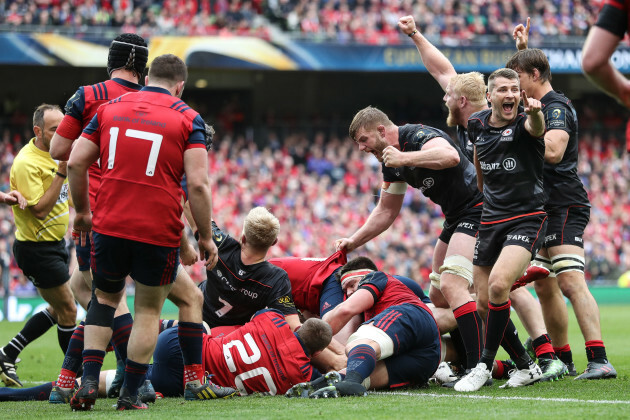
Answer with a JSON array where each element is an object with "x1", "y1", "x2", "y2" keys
[
  {"x1": 203, "y1": 309, "x2": 314, "y2": 396},
  {"x1": 81, "y1": 86, "x2": 207, "y2": 247}
]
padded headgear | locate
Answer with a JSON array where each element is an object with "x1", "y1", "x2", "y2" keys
[{"x1": 107, "y1": 33, "x2": 149, "y2": 78}]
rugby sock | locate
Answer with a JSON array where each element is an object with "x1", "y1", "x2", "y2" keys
[
  {"x1": 448, "y1": 328, "x2": 467, "y2": 370},
  {"x1": 82, "y1": 349, "x2": 105, "y2": 382},
  {"x1": 346, "y1": 344, "x2": 377, "y2": 383},
  {"x1": 0, "y1": 381, "x2": 54, "y2": 402},
  {"x1": 493, "y1": 360, "x2": 512, "y2": 379},
  {"x1": 480, "y1": 300, "x2": 511, "y2": 371},
  {"x1": 59, "y1": 322, "x2": 85, "y2": 380},
  {"x1": 553, "y1": 344, "x2": 573, "y2": 365},
  {"x1": 111, "y1": 313, "x2": 133, "y2": 362},
  {"x1": 453, "y1": 301, "x2": 483, "y2": 369},
  {"x1": 2, "y1": 309, "x2": 56, "y2": 361},
  {"x1": 585, "y1": 340, "x2": 608, "y2": 364},
  {"x1": 159, "y1": 319, "x2": 177, "y2": 333},
  {"x1": 122, "y1": 359, "x2": 149, "y2": 398},
  {"x1": 500, "y1": 320, "x2": 532, "y2": 369},
  {"x1": 532, "y1": 334, "x2": 557, "y2": 360},
  {"x1": 57, "y1": 323, "x2": 76, "y2": 355},
  {"x1": 179, "y1": 322, "x2": 204, "y2": 384}
]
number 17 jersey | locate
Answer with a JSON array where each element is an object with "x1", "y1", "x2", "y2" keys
[{"x1": 81, "y1": 86, "x2": 207, "y2": 247}]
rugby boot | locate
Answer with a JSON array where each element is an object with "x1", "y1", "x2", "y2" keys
[
  {"x1": 0, "y1": 349, "x2": 22, "y2": 387},
  {"x1": 574, "y1": 361, "x2": 617, "y2": 380},
  {"x1": 454, "y1": 363, "x2": 493, "y2": 392},
  {"x1": 285, "y1": 371, "x2": 343, "y2": 398},
  {"x1": 116, "y1": 386, "x2": 148, "y2": 411},
  {"x1": 69, "y1": 377, "x2": 98, "y2": 411},
  {"x1": 184, "y1": 375, "x2": 238, "y2": 400},
  {"x1": 538, "y1": 358, "x2": 568, "y2": 382},
  {"x1": 499, "y1": 363, "x2": 543, "y2": 388}
]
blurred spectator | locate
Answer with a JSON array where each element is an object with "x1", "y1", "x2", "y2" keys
[{"x1": 0, "y1": 0, "x2": 602, "y2": 44}]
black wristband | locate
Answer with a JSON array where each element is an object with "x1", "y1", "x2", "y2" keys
[
  {"x1": 408, "y1": 30, "x2": 418, "y2": 37},
  {"x1": 56, "y1": 172, "x2": 67, "y2": 179}
]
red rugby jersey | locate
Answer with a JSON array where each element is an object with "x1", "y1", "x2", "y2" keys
[
  {"x1": 268, "y1": 250, "x2": 347, "y2": 315},
  {"x1": 56, "y1": 78, "x2": 142, "y2": 209},
  {"x1": 202, "y1": 310, "x2": 313, "y2": 396},
  {"x1": 81, "y1": 86, "x2": 206, "y2": 246}
]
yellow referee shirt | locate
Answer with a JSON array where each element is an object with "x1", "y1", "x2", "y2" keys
[{"x1": 10, "y1": 138, "x2": 69, "y2": 242}]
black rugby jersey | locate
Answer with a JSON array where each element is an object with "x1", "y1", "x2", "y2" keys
[
  {"x1": 382, "y1": 124, "x2": 482, "y2": 221},
  {"x1": 202, "y1": 221, "x2": 297, "y2": 327},
  {"x1": 468, "y1": 109, "x2": 545, "y2": 221},
  {"x1": 540, "y1": 90, "x2": 590, "y2": 209},
  {"x1": 456, "y1": 125, "x2": 475, "y2": 163}
]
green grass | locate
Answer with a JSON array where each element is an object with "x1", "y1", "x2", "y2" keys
[{"x1": 0, "y1": 305, "x2": 628, "y2": 419}]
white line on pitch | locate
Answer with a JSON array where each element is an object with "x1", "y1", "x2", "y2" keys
[{"x1": 372, "y1": 391, "x2": 630, "y2": 405}]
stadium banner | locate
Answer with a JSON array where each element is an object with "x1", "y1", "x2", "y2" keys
[
  {"x1": 1, "y1": 287, "x2": 629, "y2": 322},
  {"x1": 2, "y1": 33, "x2": 630, "y2": 73}
]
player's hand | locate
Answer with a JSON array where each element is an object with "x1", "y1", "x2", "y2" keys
[
  {"x1": 6, "y1": 190, "x2": 27, "y2": 209},
  {"x1": 334, "y1": 237, "x2": 356, "y2": 253},
  {"x1": 397, "y1": 15, "x2": 417, "y2": 36},
  {"x1": 180, "y1": 242, "x2": 199, "y2": 266},
  {"x1": 382, "y1": 146, "x2": 405, "y2": 168},
  {"x1": 198, "y1": 237, "x2": 218, "y2": 270},
  {"x1": 513, "y1": 16, "x2": 530, "y2": 50},
  {"x1": 522, "y1": 91, "x2": 541, "y2": 115},
  {"x1": 73, "y1": 212, "x2": 92, "y2": 247}
]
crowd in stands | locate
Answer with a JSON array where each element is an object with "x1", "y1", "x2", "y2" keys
[
  {"x1": 1, "y1": 93, "x2": 628, "y2": 297},
  {"x1": 0, "y1": 0, "x2": 607, "y2": 44}
]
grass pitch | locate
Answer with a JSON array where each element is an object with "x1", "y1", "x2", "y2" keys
[{"x1": 0, "y1": 304, "x2": 628, "y2": 419}]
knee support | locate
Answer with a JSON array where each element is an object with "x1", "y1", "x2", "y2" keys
[
  {"x1": 85, "y1": 297, "x2": 116, "y2": 328},
  {"x1": 551, "y1": 254, "x2": 585, "y2": 275},
  {"x1": 429, "y1": 272, "x2": 441, "y2": 290},
  {"x1": 347, "y1": 324, "x2": 394, "y2": 360},
  {"x1": 533, "y1": 254, "x2": 556, "y2": 278},
  {"x1": 439, "y1": 255, "x2": 473, "y2": 287}
]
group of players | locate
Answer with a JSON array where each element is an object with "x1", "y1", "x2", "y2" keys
[{"x1": 0, "y1": 7, "x2": 620, "y2": 412}]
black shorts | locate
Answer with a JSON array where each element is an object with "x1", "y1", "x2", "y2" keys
[
  {"x1": 474, "y1": 213, "x2": 547, "y2": 266},
  {"x1": 12, "y1": 239, "x2": 69, "y2": 289},
  {"x1": 439, "y1": 203, "x2": 482, "y2": 244},
  {"x1": 543, "y1": 205, "x2": 590, "y2": 249},
  {"x1": 91, "y1": 232, "x2": 179, "y2": 293}
]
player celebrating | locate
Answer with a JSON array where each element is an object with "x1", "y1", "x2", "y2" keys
[
  {"x1": 455, "y1": 68, "x2": 545, "y2": 392},
  {"x1": 336, "y1": 105, "x2": 483, "y2": 374}
]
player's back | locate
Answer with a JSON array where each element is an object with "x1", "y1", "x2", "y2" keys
[
  {"x1": 85, "y1": 87, "x2": 202, "y2": 246},
  {"x1": 203, "y1": 310, "x2": 313, "y2": 396}
]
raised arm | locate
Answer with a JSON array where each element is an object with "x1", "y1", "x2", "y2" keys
[
  {"x1": 398, "y1": 15, "x2": 457, "y2": 91},
  {"x1": 582, "y1": 25, "x2": 630, "y2": 108}
]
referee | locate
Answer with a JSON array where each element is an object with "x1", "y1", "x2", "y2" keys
[{"x1": 0, "y1": 104, "x2": 76, "y2": 388}]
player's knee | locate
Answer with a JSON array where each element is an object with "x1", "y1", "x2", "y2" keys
[{"x1": 85, "y1": 296, "x2": 116, "y2": 327}]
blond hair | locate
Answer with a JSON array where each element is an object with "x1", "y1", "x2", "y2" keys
[
  {"x1": 449, "y1": 72, "x2": 487, "y2": 108},
  {"x1": 348, "y1": 106, "x2": 393, "y2": 142},
  {"x1": 243, "y1": 207, "x2": 280, "y2": 250}
]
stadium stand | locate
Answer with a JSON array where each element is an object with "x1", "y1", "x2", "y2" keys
[{"x1": 0, "y1": 0, "x2": 605, "y2": 44}]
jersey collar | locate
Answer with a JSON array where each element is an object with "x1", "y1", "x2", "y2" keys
[
  {"x1": 140, "y1": 85, "x2": 172, "y2": 95},
  {"x1": 111, "y1": 77, "x2": 142, "y2": 90}
]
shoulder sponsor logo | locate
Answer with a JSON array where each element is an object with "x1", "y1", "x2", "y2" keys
[
  {"x1": 548, "y1": 107, "x2": 567, "y2": 128},
  {"x1": 502, "y1": 158, "x2": 516, "y2": 171},
  {"x1": 502, "y1": 129, "x2": 513, "y2": 136}
]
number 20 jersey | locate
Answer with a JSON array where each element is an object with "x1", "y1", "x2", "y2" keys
[
  {"x1": 82, "y1": 86, "x2": 207, "y2": 247},
  {"x1": 202, "y1": 309, "x2": 313, "y2": 396}
]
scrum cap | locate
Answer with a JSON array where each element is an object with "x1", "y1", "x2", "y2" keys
[{"x1": 107, "y1": 33, "x2": 148, "y2": 77}]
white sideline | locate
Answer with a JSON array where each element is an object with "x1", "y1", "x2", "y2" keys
[{"x1": 372, "y1": 391, "x2": 630, "y2": 405}]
